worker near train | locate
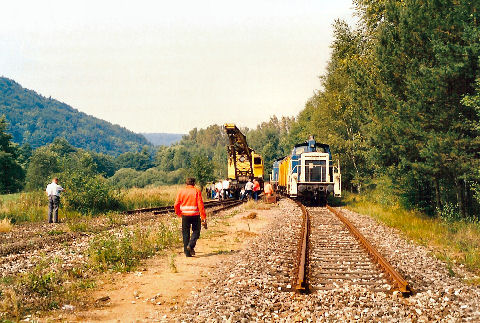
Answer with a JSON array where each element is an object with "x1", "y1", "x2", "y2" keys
[
  {"x1": 174, "y1": 177, "x2": 207, "y2": 257},
  {"x1": 222, "y1": 178, "x2": 230, "y2": 199},
  {"x1": 244, "y1": 179, "x2": 254, "y2": 200},
  {"x1": 253, "y1": 179, "x2": 261, "y2": 201},
  {"x1": 215, "y1": 181, "x2": 223, "y2": 200},
  {"x1": 45, "y1": 177, "x2": 65, "y2": 223},
  {"x1": 264, "y1": 182, "x2": 274, "y2": 197}
]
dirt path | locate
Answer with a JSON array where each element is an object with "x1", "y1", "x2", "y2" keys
[{"x1": 66, "y1": 205, "x2": 276, "y2": 322}]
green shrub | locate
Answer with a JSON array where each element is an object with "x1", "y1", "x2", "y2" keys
[
  {"x1": 109, "y1": 167, "x2": 185, "y2": 189},
  {"x1": 88, "y1": 222, "x2": 180, "y2": 272},
  {"x1": 17, "y1": 258, "x2": 65, "y2": 310},
  {"x1": 61, "y1": 171, "x2": 121, "y2": 215}
]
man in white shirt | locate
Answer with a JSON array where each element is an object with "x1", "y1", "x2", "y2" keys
[
  {"x1": 222, "y1": 179, "x2": 230, "y2": 199},
  {"x1": 46, "y1": 178, "x2": 65, "y2": 223},
  {"x1": 215, "y1": 181, "x2": 223, "y2": 200},
  {"x1": 244, "y1": 179, "x2": 254, "y2": 200}
]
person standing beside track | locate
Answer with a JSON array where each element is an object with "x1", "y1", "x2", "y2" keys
[
  {"x1": 174, "y1": 177, "x2": 207, "y2": 257},
  {"x1": 264, "y1": 182, "x2": 274, "y2": 197},
  {"x1": 244, "y1": 179, "x2": 254, "y2": 200},
  {"x1": 215, "y1": 181, "x2": 223, "y2": 200},
  {"x1": 46, "y1": 177, "x2": 65, "y2": 223},
  {"x1": 253, "y1": 179, "x2": 261, "y2": 201},
  {"x1": 222, "y1": 178, "x2": 230, "y2": 199}
]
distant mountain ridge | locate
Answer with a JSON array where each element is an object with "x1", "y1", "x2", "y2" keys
[
  {"x1": 141, "y1": 133, "x2": 184, "y2": 146},
  {"x1": 0, "y1": 77, "x2": 150, "y2": 155}
]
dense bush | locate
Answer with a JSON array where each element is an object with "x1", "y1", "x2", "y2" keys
[
  {"x1": 109, "y1": 167, "x2": 185, "y2": 189},
  {"x1": 25, "y1": 147, "x2": 60, "y2": 191},
  {"x1": 61, "y1": 170, "x2": 121, "y2": 215}
]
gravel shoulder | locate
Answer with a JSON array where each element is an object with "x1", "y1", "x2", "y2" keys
[{"x1": 62, "y1": 204, "x2": 277, "y2": 322}]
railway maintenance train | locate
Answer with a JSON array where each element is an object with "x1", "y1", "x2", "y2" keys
[
  {"x1": 271, "y1": 136, "x2": 341, "y2": 205},
  {"x1": 224, "y1": 123, "x2": 264, "y2": 198}
]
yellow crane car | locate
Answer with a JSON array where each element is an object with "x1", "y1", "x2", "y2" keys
[{"x1": 224, "y1": 123, "x2": 264, "y2": 197}]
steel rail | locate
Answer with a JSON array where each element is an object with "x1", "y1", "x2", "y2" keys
[
  {"x1": 152, "y1": 199, "x2": 241, "y2": 215},
  {"x1": 127, "y1": 199, "x2": 235, "y2": 215},
  {"x1": 327, "y1": 205, "x2": 412, "y2": 296},
  {"x1": 295, "y1": 201, "x2": 310, "y2": 293}
]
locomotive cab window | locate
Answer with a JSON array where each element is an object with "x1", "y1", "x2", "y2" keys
[{"x1": 254, "y1": 157, "x2": 262, "y2": 165}]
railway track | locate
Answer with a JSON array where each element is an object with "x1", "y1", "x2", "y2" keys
[
  {"x1": 0, "y1": 199, "x2": 243, "y2": 259},
  {"x1": 127, "y1": 199, "x2": 241, "y2": 215},
  {"x1": 294, "y1": 201, "x2": 411, "y2": 296}
]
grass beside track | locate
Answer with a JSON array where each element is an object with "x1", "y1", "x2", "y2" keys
[
  {"x1": 343, "y1": 193, "x2": 480, "y2": 281},
  {"x1": 0, "y1": 185, "x2": 182, "y2": 224}
]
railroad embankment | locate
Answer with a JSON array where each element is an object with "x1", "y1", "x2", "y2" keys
[
  {"x1": 2, "y1": 197, "x2": 480, "y2": 321},
  {"x1": 343, "y1": 192, "x2": 480, "y2": 280}
]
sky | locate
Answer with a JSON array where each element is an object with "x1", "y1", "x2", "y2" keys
[{"x1": 1, "y1": 0, "x2": 356, "y2": 134}]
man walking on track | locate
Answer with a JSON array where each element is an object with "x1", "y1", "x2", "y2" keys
[
  {"x1": 46, "y1": 177, "x2": 64, "y2": 223},
  {"x1": 174, "y1": 177, "x2": 207, "y2": 257}
]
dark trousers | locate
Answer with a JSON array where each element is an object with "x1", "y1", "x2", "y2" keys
[
  {"x1": 182, "y1": 215, "x2": 201, "y2": 254},
  {"x1": 223, "y1": 189, "x2": 230, "y2": 199},
  {"x1": 48, "y1": 195, "x2": 60, "y2": 223}
]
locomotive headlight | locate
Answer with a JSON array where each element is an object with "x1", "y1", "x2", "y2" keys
[{"x1": 239, "y1": 156, "x2": 245, "y2": 162}]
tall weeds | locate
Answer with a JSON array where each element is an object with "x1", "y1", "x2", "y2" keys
[
  {"x1": 88, "y1": 220, "x2": 181, "y2": 272},
  {"x1": 344, "y1": 192, "x2": 480, "y2": 275},
  {"x1": 119, "y1": 185, "x2": 180, "y2": 210},
  {"x1": 0, "y1": 185, "x2": 182, "y2": 224}
]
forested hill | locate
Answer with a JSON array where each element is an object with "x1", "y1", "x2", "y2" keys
[{"x1": 0, "y1": 77, "x2": 150, "y2": 155}]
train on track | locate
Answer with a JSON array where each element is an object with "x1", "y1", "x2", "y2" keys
[{"x1": 271, "y1": 136, "x2": 341, "y2": 205}]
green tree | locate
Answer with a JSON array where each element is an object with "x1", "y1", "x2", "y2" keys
[
  {"x1": 366, "y1": 0, "x2": 480, "y2": 215},
  {"x1": 115, "y1": 146, "x2": 153, "y2": 171},
  {"x1": 91, "y1": 152, "x2": 116, "y2": 177},
  {"x1": 188, "y1": 155, "x2": 214, "y2": 189},
  {"x1": 25, "y1": 147, "x2": 60, "y2": 190},
  {"x1": 0, "y1": 116, "x2": 24, "y2": 193}
]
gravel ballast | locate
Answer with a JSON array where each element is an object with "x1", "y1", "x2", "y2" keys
[{"x1": 172, "y1": 199, "x2": 480, "y2": 322}]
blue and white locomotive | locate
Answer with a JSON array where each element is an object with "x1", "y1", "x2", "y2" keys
[{"x1": 271, "y1": 136, "x2": 341, "y2": 204}]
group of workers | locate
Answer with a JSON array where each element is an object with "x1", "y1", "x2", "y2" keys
[
  {"x1": 206, "y1": 178, "x2": 274, "y2": 202},
  {"x1": 205, "y1": 179, "x2": 231, "y2": 200}
]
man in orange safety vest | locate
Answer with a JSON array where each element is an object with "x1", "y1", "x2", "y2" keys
[
  {"x1": 174, "y1": 177, "x2": 207, "y2": 257},
  {"x1": 264, "y1": 182, "x2": 274, "y2": 196}
]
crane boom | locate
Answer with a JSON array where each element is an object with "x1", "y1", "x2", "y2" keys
[{"x1": 224, "y1": 123, "x2": 254, "y2": 182}]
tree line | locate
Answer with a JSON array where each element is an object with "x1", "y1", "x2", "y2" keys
[{"x1": 286, "y1": 0, "x2": 479, "y2": 217}]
